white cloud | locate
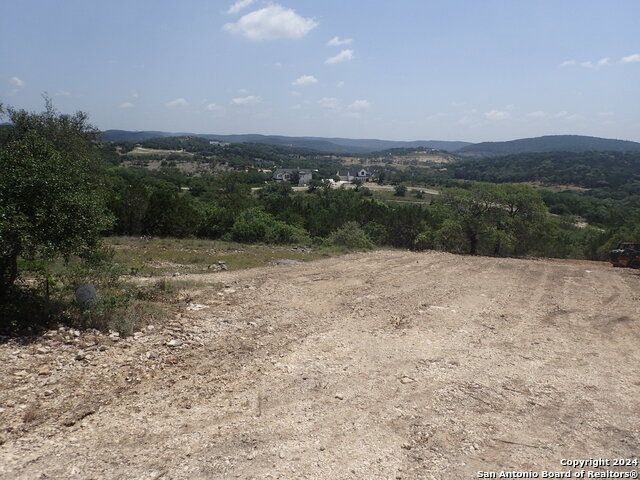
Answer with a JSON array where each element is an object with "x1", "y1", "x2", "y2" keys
[
  {"x1": 131, "y1": 91, "x2": 139, "y2": 98},
  {"x1": 225, "y1": 0, "x2": 255, "y2": 15},
  {"x1": 484, "y1": 110, "x2": 511, "y2": 121},
  {"x1": 527, "y1": 110, "x2": 576, "y2": 119},
  {"x1": 327, "y1": 36, "x2": 352, "y2": 47},
  {"x1": 54, "y1": 90, "x2": 72, "y2": 97},
  {"x1": 561, "y1": 57, "x2": 610, "y2": 69},
  {"x1": 505, "y1": 103, "x2": 515, "y2": 110},
  {"x1": 348, "y1": 99, "x2": 372, "y2": 111},
  {"x1": 336, "y1": 81, "x2": 345, "y2": 87},
  {"x1": 451, "y1": 101, "x2": 466, "y2": 107},
  {"x1": 206, "y1": 103, "x2": 225, "y2": 112},
  {"x1": 325, "y1": 49, "x2": 354, "y2": 65},
  {"x1": 165, "y1": 98, "x2": 189, "y2": 108},
  {"x1": 291, "y1": 104, "x2": 302, "y2": 110},
  {"x1": 223, "y1": 4, "x2": 318, "y2": 41},
  {"x1": 318, "y1": 97, "x2": 340, "y2": 110},
  {"x1": 620, "y1": 53, "x2": 640, "y2": 64},
  {"x1": 458, "y1": 116, "x2": 473, "y2": 125},
  {"x1": 290, "y1": 90, "x2": 302, "y2": 97},
  {"x1": 119, "y1": 102, "x2": 135, "y2": 109},
  {"x1": 10, "y1": 76, "x2": 24, "y2": 87},
  {"x1": 232, "y1": 95, "x2": 261, "y2": 105},
  {"x1": 238, "y1": 88, "x2": 249, "y2": 94},
  {"x1": 292, "y1": 74, "x2": 318, "y2": 86},
  {"x1": 274, "y1": 61, "x2": 283, "y2": 67}
]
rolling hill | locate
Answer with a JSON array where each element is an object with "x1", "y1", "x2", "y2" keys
[
  {"x1": 456, "y1": 135, "x2": 640, "y2": 156},
  {"x1": 99, "y1": 130, "x2": 471, "y2": 154}
]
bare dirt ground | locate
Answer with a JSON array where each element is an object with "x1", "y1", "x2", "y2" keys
[{"x1": 1, "y1": 250, "x2": 639, "y2": 479}]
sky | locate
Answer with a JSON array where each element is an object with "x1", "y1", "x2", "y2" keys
[{"x1": 1, "y1": 0, "x2": 639, "y2": 142}]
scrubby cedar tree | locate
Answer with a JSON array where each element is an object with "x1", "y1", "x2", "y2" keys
[{"x1": 0, "y1": 100, "x2": 112, "y2": 301}]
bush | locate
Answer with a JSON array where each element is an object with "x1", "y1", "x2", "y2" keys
[
  {"x1": 394, "y1": 184, "x2": 407, "y2": 197},
  {"x1": 231, "y1": 207, "x2": 309, "y2": 244},
  {"x1": 414, "y1": 228, "x2": 435, "y2": 250},
  {"x1": 363, "y1": 222, "x2": 388, "y2": 245},
  {"x1": 329, "y1": 221, "x2": 374, "y2": 249}
]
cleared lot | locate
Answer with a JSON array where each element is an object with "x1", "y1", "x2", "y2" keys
[{"x1": 1, "y1": 250, "x2": 639, "y2": 479}]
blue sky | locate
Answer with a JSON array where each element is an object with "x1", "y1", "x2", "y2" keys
[{"x1": 2, "y1": 0, "x2": 639, "y2": 142}]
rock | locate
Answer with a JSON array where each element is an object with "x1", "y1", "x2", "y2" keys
[
  {"x1": 75, "y1": 351, "x2": 86, "y2": 361},
  {"x1": 98, "y1": 345, "x2": 108, "y2": 351},
  {"x1": 167, "y1": 339, "x2": 183, "y2": 348},
  {"x1": 14, "y1": 370, "x2": 28, "y2": 377},
  {"x1": 75, "y1": 283, "x2": 97, "y2": 305},
  {"x1": 43, "y1": 390, "x2": 54, "y2": 397},
  {"x1": 36, "y1": 347, "x2": 49, "y2": 355},
  {"x1": 335, "y1": 393, "x2": 344, "y2": 400},
  {"x1": 401, "y1": 442, "x2": 412, "y2": 450},
  {"x1": 146, "y1": 325, "x2": 155, "y2": 331},
  {"x1": 400, "y1": 376, "x2": 415, "y2": 384},
  {"x1": 275, "y1": 259, "x2": 299, "y2": 265},
  {"x1": 133, "y1": 331, "x2": 144, "y2": 338},
  {"x1": 37, "y1": 366, "x2": 51, "y2": 376}
]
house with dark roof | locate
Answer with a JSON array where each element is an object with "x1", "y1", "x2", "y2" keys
[
  {"x1": 272, "y1": 168, "x2": 313, "y2": 185},
  {"x1": 336, "y1": 167, "x2": 374, "y2": 182}
]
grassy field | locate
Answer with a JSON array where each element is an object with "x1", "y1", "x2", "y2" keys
[
  {"x1": 107, "y1": 237, "x2": 344, "y2": 277},
  {"x1": 124, "y1": 147, "x2": 193, "y2": 157}
]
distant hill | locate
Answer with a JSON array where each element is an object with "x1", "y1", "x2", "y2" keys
[
  {"x1": 99, "y1": 130, "x2": 189, "y2": 143},
  {"x1": 457, "y1": 135, "x2": 640, "y2": 157},
  {"x1": 100, "y1": 130, "x2": 471, "y2": 154}
]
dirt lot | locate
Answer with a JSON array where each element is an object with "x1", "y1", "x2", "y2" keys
[{"x1": 1, "y1": 251, "x2": 639, "y2": 479}]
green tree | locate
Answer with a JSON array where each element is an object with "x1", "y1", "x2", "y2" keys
[
  {"x1": 0, "y1": 101, "x2": 112, "y2": 301},
  {"x1": 394, "y1": 184, "x2": 407, "y2": 197}
]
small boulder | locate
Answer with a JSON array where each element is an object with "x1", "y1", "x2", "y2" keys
[{"x1": 75, "y1": 283, "x2": 97, "y2": 305}]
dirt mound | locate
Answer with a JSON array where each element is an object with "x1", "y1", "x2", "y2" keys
[{"x1": 1, "y1": 251, "x2": 639, "y2": 479}]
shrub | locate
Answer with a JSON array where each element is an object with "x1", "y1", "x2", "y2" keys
[
  {"x1": 363, "y1": 222, "x2": 388, "y2": 245},
  {"x1": 231, "y1": 207, "x2": 309, "y2": 244},
  {"x1": 329, "y1": 221, "x2": 374, "y2": 249},
  {"x1": 394, "y1": 184, "x2": 407, "y2": 197},
  {"x1": 414, "y1": 228, "x2": 435, "y2": 250}
]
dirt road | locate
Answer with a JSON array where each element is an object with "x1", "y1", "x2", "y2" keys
[{"x1": 1, "y1": 251, "x2": 639, "y2": 479}]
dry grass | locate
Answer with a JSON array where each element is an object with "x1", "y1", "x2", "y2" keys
[{"x1": 108, "y1": 237, "x2": 341, "y2": 277}]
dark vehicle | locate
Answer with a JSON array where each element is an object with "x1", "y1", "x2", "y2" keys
[{"x1": 609, "y1": 243, "x2": 640, "y2": 268}]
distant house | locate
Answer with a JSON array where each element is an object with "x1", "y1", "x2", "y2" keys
[
  {"x1": 272, "y1": 168, "x2": 313, "y2": 185},
  {"x1": 337, "y1": 167, "x2": 374, "y2": 182},
  {"x1": 209, "y1": 140, "x2": 230, "y2": 147}
]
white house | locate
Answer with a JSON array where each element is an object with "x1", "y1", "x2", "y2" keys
[
  {"x1": 336, "y1": 167, "x2": 374, "y2": 182},
  {"x1": 272, "y1": 168, "x2": 313, "y2": 185}
]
